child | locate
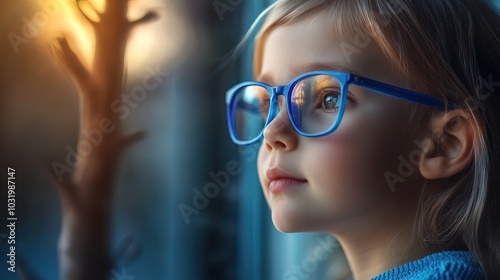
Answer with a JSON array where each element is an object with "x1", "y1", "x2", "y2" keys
[{"x1": 226, "y1": 0, "x2": 500, "y2": 279}]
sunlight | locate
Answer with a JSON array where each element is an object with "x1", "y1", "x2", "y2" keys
[{"x1": 38, "y1": 0, "x2": 188, "y2": 78}]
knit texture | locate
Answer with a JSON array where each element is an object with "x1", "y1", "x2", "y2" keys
[{"x1": 371, "y1": 251, "x2": 484, "y2": 280}]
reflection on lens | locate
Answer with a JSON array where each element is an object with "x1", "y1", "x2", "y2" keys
[
  {"x1": 233, "y1": 85, "x2": 270, "y2": 142},
  {"x1": 290, "y1": 75, "x2": 342, "y2": 135}
]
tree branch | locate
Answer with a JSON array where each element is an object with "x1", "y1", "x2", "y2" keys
[
  {"x1": 129, "y1": 10, "x2": 159, "y2": 28},
  {"x1": 75, "y1": 0, "x2": 100, "y2": 25},
  {"x1": 52, "y1": 36, "x2": 90, "y2": 90}
]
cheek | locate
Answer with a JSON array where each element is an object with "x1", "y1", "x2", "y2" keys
[
  {"x1": 337, "y1": 100, "x2": 411, "y2": 173},
  {"x1": 305, "y1": 107, "x2": 411, "y2": 206},
  {"x1": 304, "y1": 137, "x2": 383, "y2": 211},
  {"x1": 307, "y1": 137, "x2": 394, "y2": 197}
]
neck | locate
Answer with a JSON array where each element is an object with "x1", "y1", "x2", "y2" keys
[{"x1": 333, "y1": 204, "x2": 426, "y2": 280}]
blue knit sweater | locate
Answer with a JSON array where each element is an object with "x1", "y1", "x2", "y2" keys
[{"x1": 371, "y1": 251, "x2": 484, "y2": 280}]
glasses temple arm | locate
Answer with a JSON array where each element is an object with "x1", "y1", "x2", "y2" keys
[{"x1": 350, "y1": 76, "x2": 450, "y2": 109}]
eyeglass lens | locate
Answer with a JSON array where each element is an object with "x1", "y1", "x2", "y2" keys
[{"x1": 231, "y1": 74, "x2": 344, "y2": 142}]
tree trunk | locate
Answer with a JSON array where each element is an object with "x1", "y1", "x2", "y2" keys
[{"x1": 51, "y1": 1, "x2": 157, "y2": 279}]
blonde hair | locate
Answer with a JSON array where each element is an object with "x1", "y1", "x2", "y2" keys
[{"x1": 251, "y1": 0, "x2": 500, "y2": 278}]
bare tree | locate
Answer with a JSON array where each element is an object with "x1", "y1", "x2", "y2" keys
[{"x1": 50, "y1": 1, "x2": 157, "y2": 279}]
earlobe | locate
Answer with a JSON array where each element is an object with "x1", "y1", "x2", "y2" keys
[{"x1": 419, "y1": 110, "x2": 477, "y2": 180}]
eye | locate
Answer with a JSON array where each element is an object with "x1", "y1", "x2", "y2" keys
[
  {"x1": 323, "y1": 93, "x2": 338, "y2": 110},
  {"x1": 315, "y1": 88, "x2": 341, "y2": 113}
]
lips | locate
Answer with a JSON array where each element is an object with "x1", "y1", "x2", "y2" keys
[{"x1": 266, "y1": 168, "x2": 307, "y2": 193}]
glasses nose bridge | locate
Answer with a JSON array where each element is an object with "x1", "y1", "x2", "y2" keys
[
  {"x1": 270, "y1": 85, "x2": 286, "y2": 99},
  {"x1": 268, "y1": 85, "x2": 287, "y2": 121}
]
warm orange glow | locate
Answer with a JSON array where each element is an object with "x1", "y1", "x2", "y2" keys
[
  {"x1": 78, "y1": 0, "x2": 103, "y2": 22},
  {"x1": 37, "y1": 0, "x2": 189, "y2": 78},
  {"x1": 38, "y1": 0, "x2": 98, "y2": 71},
  {"x1": 125, "y1": 0, "x2": 190, "y2": 76}
]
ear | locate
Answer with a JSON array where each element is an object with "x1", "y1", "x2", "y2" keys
[{"x1": 419, "y1": 110, "x2": 477, "y2": 180}]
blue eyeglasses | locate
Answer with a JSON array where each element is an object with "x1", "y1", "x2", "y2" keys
[{"x1": 226, "y1": 70, "x2": 448, "y2": 146}]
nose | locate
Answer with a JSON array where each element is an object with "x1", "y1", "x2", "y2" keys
[{"x1": 263, "y1": 95, "x2": 298, "y2": 151}]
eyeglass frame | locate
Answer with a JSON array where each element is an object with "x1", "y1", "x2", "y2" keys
[{"x1": 226, "y1": 70, "x2": 451, "y2": 146}]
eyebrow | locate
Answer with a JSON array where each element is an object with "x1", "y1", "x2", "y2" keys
[{"x1": 256, "y1": 62, "x2": 363, "y2": 85}]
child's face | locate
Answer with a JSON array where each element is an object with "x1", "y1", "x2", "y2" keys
[{"x1": 257, "y1": 10, "x2": 425, "y2": 234}]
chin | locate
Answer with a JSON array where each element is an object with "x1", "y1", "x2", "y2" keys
[
  {"x1": 273, "y1": 220, "x2": 300, "y2": 233},
  {"x1": 271, "y1": 209, "x2": 314, "y2": 233}
]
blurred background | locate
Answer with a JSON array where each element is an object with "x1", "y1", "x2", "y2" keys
[
  {"x1": 3, "y1": 1, "x2": 499, "y2": 280},
  {"x1": 0, "y1": 0, "x2": 350, "y2": 279}
]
